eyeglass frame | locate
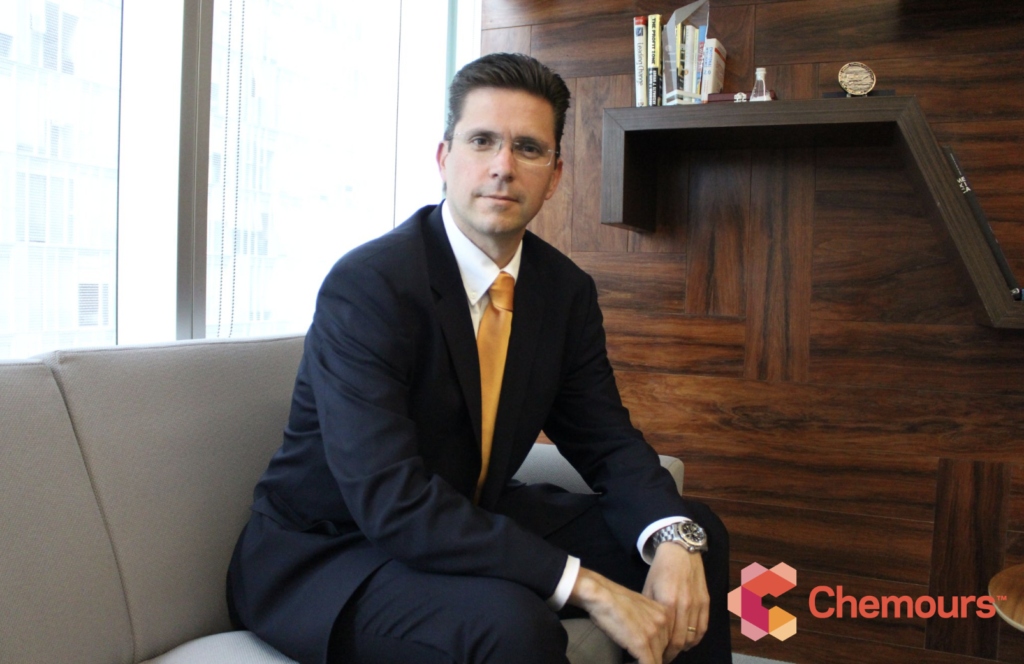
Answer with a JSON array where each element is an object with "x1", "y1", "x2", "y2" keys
[{"x1": 449, "y1": 130, "x2": 559, "y2": 168}]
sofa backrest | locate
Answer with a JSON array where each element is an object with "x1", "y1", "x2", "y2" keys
[
  {"x1": 35, "y1": 335, "x2": 305, "y2": 663},
  {"x1": 0, "y1": 359, "x2": 134, "y2": 664}
]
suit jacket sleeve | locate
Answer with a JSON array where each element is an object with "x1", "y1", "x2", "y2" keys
[
  {"x1": 543, "y1": 274, "x2": 693, "y2": 554},
  {"x1": 306, "y1": 257, "x2": 568, "y2": 599}
]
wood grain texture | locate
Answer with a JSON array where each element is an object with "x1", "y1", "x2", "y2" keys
[
  {"x1": 707, "y1": 497, "x2": 933, "y2": 584},
  {"x1": 628, "y1": 143, "x2": 689, "y2": 253},
  {"x1": 755, "y1": 0, "x2": 1024, "y2": 66},
  {"x1": 819, "y1": 52, "x2": 1024, "y2": 124},
  {"x1": 999, "y1": 622, "x2": 1024, "y2": 664},
  {"x1": 745, "y1": 148, "x2": 813, "y2": 382},
  {"x1": 602, "y1": 310, "x2": 745, "y2": 375},
  {"x1": 481, "y1": 0, "x2": 632, "y2": 30},
  {"x1": 708, "y1": 4, "x2": 756, "y2": 97},
  {"x1": 1005, "y1": 531, "x2": 1024, "y2": 569},
  {"x1": 734, "y1": 625, "x2": 999, "y2": 664},
  {"x1": 530, "y1": 15, "x2": 633, "y2": 79},
  {"x1": 728, "y1": 561, "x2": 929, "y2": 648},
  {"x1": 651, "y1": 433, "x2": 939, "y2": 521},
  {"x1": 763, "y1": 63, "x2": 818, "y2": 101},
  {"x1": 1011, "y1": 463, "x2": 1024, "y2": 532},
  {"x1": 685, "y1": 150, "x2": 749, "y2": 318},
  {"x1": 480, "y1": 26, "x2": 531, "y2": 56},
  {"x1": 926, "y1": 460, "x2": 1010, "y2": 657},
  {"x1": 810, "y1": 320, "x2": 1024, "y2": 396},
  {"x1": 616, "y1": 371, "x2": 1024, "y2": 462},
  {"x1": 528, "y1": 78, "x2": 575, "y2": 255},
  {"x1": 932, "y1": 121, "x2": 1024, "y2": 227},
  {"x1": 572, "y1": 251, "x2": 687, "y2": 312},
  {"x1": 572, "y1": 76, "x2": 632, "y2": 252}
]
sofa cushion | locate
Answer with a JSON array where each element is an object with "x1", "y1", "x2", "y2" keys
[
  {"x1": 0, "y1": 360, "x2": 133, "y2": 664},
  {"x1": 140, "y1": 631, "x2": 297, "y2": 664},
  {"x1": 38, "y1": 335, "x2": 306, "y2": 663}
]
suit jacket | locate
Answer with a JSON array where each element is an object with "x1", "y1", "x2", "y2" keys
[{"x1": 227, "y1": 204, "x2": 691, "y2": 664}]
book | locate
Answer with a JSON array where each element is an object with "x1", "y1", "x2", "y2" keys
[
  {"x1": 942, "y1": 147, "x2": 1021, "y2": 298},
  {"x1": 683, "y1": 24, "x2": 698, "y2": 101},
  {"x1": 633, "y1": 17, "x2": 648, "y2": 107},
  {"x1": 699, "y1": 38, "x2": 727, "y2": 102},
  {"x1": 647, "y1": 14, "x2": 662, "y2": 106},
  {"x1": 693, "y1": 24, "x2": 707, "y2": 98},
  {"x1": 675, "y1": 22, "x2": 684, "y2": 92}
]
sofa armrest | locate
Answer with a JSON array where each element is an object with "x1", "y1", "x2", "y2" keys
[{"x1": 513, "y1": 443, "x2": 684, "y2": 496}]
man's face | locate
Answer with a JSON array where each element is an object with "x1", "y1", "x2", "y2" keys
[{"x1": 437, "y1": 87, "x2": 563, "y2": 247}]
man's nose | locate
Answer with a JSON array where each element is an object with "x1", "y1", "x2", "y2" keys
[{"x1": 488, "y1": 141, "x2": 517, "y2": 179}]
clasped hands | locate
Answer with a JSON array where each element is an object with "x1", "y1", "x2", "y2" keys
[{"x1": 568, "y1": 543, "x2": 709, "y2": 664}]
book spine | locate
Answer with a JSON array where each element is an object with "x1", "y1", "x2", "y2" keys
[
  {"x1": 647, "y1": 14, "x2": 661, "y2": 106},
  {"x1": 701, "y1": 39, "x2": 727, "y2": 102},
  {"x1": 675, "y1": 22, "x2": 684, "y2": 93},
  {"x1": 683, "y1": 24, "x2": 697, "y2": 101},
  {"x1": 694, "y1": 24, "x2": 707, "y2": 98},
  {"x1": 942, "y1": 147, "x2": 1021, "y2": 295},
  {"x1": 633, "y1": 17, "x2": 648, "y2": 107}
]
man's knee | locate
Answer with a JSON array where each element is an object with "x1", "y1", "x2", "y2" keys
[{"x1": 467, "y1": 582, "x2": 568, "y2": 663}]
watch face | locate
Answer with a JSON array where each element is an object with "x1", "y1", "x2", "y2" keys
[
  {"x1": 838, "y1": 62, "x2": 876, "y2": 96},
  {"x1": 679, "y1": 521, "x2": 706, "y2": 545}
]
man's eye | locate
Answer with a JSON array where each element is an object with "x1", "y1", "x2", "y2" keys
[
  {"x1": 469, "y1": 136, "x2": 495, "y2": 149},
  {"x1": 515, "y1": 143, "x2": 543, "y2": 158}
]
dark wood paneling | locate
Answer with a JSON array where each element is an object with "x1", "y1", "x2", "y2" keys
[
  {"x1": 999, "y1": 622, "x2": 1024, "y2": 664},
  {"x1": 926, "y1": 460, "x2": 1011, "y2": 658},
  {"x1": 652, "y1": 433, "x2": 938, "y2": 521},
  {"x1": 745, "y1": 148, "x2": 813, "y2": 382},
  {"x1": 617, "y1": 371, "x2": 1024, "y2": 461},
  {"x1": 708, "y1": 497, "x2": 933, "y2": 584},
  {"x1": 755, "y1": 0, "x2": 1024, "y2": 66},
  {"x1": 573, "y1": 251, "x2": 686, "y2": 312},
  {"x1": 1005, "y1": 531, "x2": 1024, "y2": 569},
  {"x1": 812, "y1": 187, "x2": 975, "y2": 325},
  {"x1": 763, "y1": 63, "x2": 817, "y2": 101},
  {"x1": 708, "y1": 4, "x2": 756, "y2": 97},
  {"x1": 572, "y1": 76, "x2": 632, "y2": 252},
  {"x1": 603, "y1": 310, "x2": 745, "y2": 375},
  {"x1": 991, "y1": 222, "x2": 1024, "y2": 266},
  {"x1": 481, "y1": 0, "x2": 631, "y2": 30},
  {"x1": 932, "y1": 121, "x2": 1024, "y2": 227},
  {"x1": 528, "y1": 78, "x2": 575, "y2": 255},
  {"x1": 685, "y1": 150, "x2": 749, "y2": 317},
  {"x1": 728, "y1": 561, "x2": 929, "y2": 648},
  {"x1": 628, "y1": 145, "x2": 689, "y2": 253},
  {"x1": 480, "y1": 26, "x2": 531, "y2": 56},
  {"x1": 1011, "y1": 463, "x2": 1024, "y2": 532},
  {"x1": 734, "y1": 625, "x2": 999, "y2": 664},
  {"x1": 819, "y1": 53, "x2": 1024, "y2": 124},
  {"x1": 810, "y1": 320, "x2": 1024, "y2": 396},
  {"x1": 531, "y1": 16, "x2": 633, "y2": 79}
]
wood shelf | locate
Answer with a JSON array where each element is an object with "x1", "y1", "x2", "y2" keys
[{"x1": 600, "y1": 97, "x2": 1024, "y2": 329}]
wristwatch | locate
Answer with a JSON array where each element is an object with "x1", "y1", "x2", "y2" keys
[{"x1": 647, "y1": 520, "x2": 709, "y2": 557}]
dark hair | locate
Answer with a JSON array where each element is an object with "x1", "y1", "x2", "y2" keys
[{"x1": 445, "y1": 53, "x2": 570, "y2": 158}]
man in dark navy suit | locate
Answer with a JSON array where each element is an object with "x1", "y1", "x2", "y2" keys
[{"x1": 227, "y1": 53, "x2": 732, "y2": 664}]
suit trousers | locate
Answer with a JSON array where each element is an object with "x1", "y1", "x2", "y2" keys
[{"x1": 327, "y1": 497, "x2": 732, "y2": 664}]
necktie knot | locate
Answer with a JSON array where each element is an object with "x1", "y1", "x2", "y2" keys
[{"x1": 489, "y1": 272, "x2": 514, "y2": 312}]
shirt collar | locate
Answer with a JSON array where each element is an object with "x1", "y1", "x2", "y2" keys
[{"x1": 441, "y1": 200, "x2": 522, "y2": 307}]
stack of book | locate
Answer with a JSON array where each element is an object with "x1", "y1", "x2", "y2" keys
[{"x1": 634, "y1": 13, "x2": 727, "y2": 107}]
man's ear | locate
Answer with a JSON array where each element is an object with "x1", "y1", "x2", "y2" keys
[
  {"x1": 436, "y1": 141, "x2": 449, "y2": 184},
  {"x1": 544, "y1": 157, "x2": 564, "y2": 201}
]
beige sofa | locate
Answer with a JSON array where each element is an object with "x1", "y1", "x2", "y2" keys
[{"x1": 0, "y1": 335, "x2": 684, "y2": 664}]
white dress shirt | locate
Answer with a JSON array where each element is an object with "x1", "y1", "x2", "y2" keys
[{"x1": 440, "y1": 201, "x2": 687, "y2": 610}]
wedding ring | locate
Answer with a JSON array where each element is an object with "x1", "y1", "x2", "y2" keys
[{"x1": 687, "y1": 626, "x2": 697, "y2": 633}]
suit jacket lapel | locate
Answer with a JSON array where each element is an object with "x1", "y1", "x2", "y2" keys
[
  {"x1": 480, "y1": 234, "x2": 546, "y2": 509},
  {"x1": 421, "y1": 206, "x2": 483, "y2": 450}
]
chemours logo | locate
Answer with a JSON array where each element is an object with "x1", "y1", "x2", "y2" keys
[
  {"x1": 809, "y1": 586, "x2": 998, "y2": 620},
  {"x1": 730, "y1": 563, "x2": 1001, "y2": 642}
]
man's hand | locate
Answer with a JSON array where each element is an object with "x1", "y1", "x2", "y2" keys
[
  {"x1": 567, "y1": 568, "x2": 671, "y2": 664},
  {"x1": 643, "y1": 542, "x2": 710, "y2": 661}
]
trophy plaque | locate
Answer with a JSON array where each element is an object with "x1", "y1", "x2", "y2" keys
[{"x1": 838, "y1": 62, "x2": 876, "y2": 96}]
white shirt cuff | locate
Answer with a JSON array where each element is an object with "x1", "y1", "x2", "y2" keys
[
  {"x1": 637, "y1": 516, "x2": 691, "y2": 564},
  {"x1": 546, "y1": 555, "x2": 581, "y2": 610}
]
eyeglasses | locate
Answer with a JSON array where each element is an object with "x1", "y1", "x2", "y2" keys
[{"x1": 451, "y1": 131, "x2": 557, "y2": 167}]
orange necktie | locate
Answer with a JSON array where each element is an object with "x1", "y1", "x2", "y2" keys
[{"x1": 474, "y1": 271, "x2": 514, "y2": 503}]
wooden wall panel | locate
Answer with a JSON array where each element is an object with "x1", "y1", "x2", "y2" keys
[
  {"x1": 685, "y1": 150, "x2": 749, "y2": 318},
  {"x1": 926, "y1": 460, "x2": 1011, "y2": 658},
  {"x1": 651, "y1": 433, "x2": 939, "y2": 522},
  {"x1": 1011, "y1": 463, "x2": 1024, "y2": 532},
  {"x1": 755, "y1": 0, "x2": 1024, "y2": 66},
  {"x1": 708, "y1": 4, "x2": 756, "y2": 101},
  {"x1": 604, "y1": 310, "x2": 745, "y2": 375},
  {"x1": 528, "y1": 78, "x2": 575, "y2": 255},
  {"x1": 998, "y1": 623, "x2": 1024, "y2": 664},
  {"x1": 573, "y1": 251, "x2": 686, "y2": 312},
  {"x1": 810, "y1": 320, "x2": 1024, "y2": 396},
  {"x1": 728, "y1": 561, "x2": 929, "y2": 648},
  {"x1": 708, "y1": 497, "x2": 933, "y2": 584},
  {"x1": 572, "y1": 75, "x2": 632, "y2": 252},
  {"x1": 932, "y1": 121, "x2": 1024, "y2": 228},
  {"x1": 617, "y1": 372, "x2": 1024, "y2": 461},
  {"x1": 763, "y1": 63, "x2": 817, "y2": 101},
  {"x1": 531, "y1": 16, "x2": 633, "y2": 79},
  {"x1": 480, "y1": 26, "x2": 531, "y2": 56},
  {"x1": 481, "y1": 0, "x2": 631, "y2": 30},
  {"x1": 745, "y1": 148, "x2": 813, "y2": 382},
  {"x1": 818, "y1": 53, "x2": 1024, "y2": 124},
  {"x1": 628, "y1": 144, "x2": 689, "y2": 253}
]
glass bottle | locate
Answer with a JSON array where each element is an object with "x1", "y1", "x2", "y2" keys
[{"x1": 750, "y1": 67, "x2": 770, "y2": 102}]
